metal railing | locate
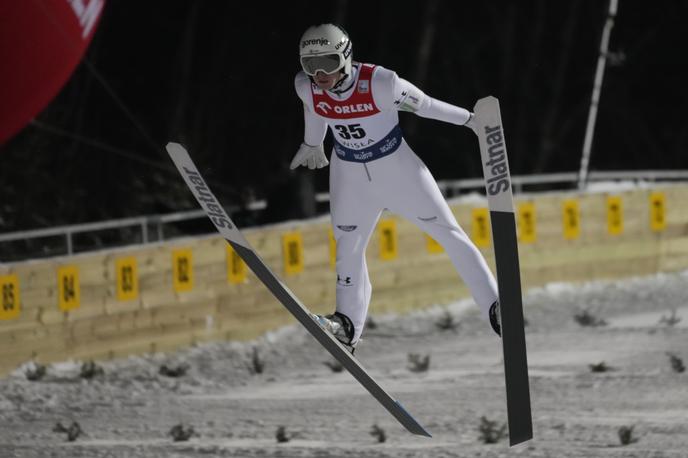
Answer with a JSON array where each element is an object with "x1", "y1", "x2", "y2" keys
[
  {"x1": 0, "y1": 210, "x2": 213, "y2": 261},
  {"x1": 0, "y1": 216, "x2": 151, "y2": 260},
  {"x1": 2, "y1": 170, "x2": 687, "y2": 261}
]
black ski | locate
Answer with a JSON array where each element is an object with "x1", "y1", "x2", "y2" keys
[
  {"x1": 474, "y1": 96, "x2": 533, "y2": 445},
  {"x1": 166, "y1": 142, "x2": 431, "y2": 438}
]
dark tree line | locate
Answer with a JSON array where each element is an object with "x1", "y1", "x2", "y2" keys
[{"x1": 1, "y1": 0, "x2": 686, "y2": 234}]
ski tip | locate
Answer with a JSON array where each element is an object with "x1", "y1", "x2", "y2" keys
[
  {"x1": 474, "y1": 95, "x2": 499, "y2": 113},
  {"x1": 394, "y1": 401, "x2": 432, "y2": 438},
  {"x1": 165, "y1": 142, "x2": 185, "y2": 153}
]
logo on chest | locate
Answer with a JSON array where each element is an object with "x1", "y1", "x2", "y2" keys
[{"x1": 316, "y1": 101, "x2": 332, "y2": 114}]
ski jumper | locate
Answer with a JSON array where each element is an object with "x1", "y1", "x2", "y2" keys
[{"x1": 295, "y1": 63, "x2": 499, "y2": 342}]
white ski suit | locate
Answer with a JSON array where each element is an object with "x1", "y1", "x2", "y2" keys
[{"x1": 295, "y1": 63, "x2": 499, "y2": 342}]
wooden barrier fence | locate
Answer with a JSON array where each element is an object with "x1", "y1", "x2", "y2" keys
[{"x1": 1, "y1": 184, "x2": 687, "y2": 376}]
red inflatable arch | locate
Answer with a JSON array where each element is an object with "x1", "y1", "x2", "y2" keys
[{"x1": 0, "y1": 0, "x2": 105, "y2": 145}]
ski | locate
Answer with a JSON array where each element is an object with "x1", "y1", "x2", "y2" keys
[
  {"x1": 474, "y1": 96, "x2": 533, "y2": 445},
  {"x1": 166, "y1": 142, "x2": 431, "y2": 438}
]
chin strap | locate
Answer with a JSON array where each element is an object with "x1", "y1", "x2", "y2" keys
[
  {"x1": 330, "y1": 74, "x2": 350, "y2": 93},
  {"x1": 329, "y1": 63, "x2": 359, "y2": 95}
]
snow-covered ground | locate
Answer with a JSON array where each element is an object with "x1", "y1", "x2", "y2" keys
[{"x1": 1, "y1": 270, "x2": 687, "y2": 457}]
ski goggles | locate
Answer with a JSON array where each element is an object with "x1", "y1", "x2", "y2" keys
[{"x1": 300, "y1": 53, "x2": 344, "y2": 76}]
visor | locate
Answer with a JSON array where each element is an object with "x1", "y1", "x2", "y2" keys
[{"x1": 300, "y1": 53, "x2": 344, "y2": 76}]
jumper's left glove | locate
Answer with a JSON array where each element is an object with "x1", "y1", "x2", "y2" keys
[{"x1": 290, "y1": 143, "x2": 328, "y2": 170}]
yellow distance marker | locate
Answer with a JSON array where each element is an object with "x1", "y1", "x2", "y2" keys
[
  {"x1": 378, "y1": 219, "x2": 398, "y2": 260},
  {"x1": 425, "y1": 234, "x2": 444, "y2": 254},
  {"x1": 649, "y1": 191, "x2": 666, "y2": 232},
  {"x1": 58, "y1": 265, "x2": 80, "y2": 311},
  {"x1": 471, "y1": 208, "x2": 491, "y2": 248},
  {"x1": 0, "y1": 275, "x2": 21, "y2": 320},
  {"x1": 282, "y1": 232, "x2": 304, "y2": 275},
  {"x1": 562, "y1": 199, "x2": 580, "y2": 240},
  {"x1": 517, "y1": 202, "x2": 537, "y2": 244},
  {"x1": 607, "y1": 196, "x2": 623, "y2": 236},
  {"x1": 329, "y1": 228, "x2": 337, "y2": 270},
  {"x1": 172, "y1": 249, "x2": 194, "y2": 292},
  {"x1": 116, "y1": 257, "x2": 139, "y2": 301},
  {"x1": 227, "y1": 244, "x2": 247, "y2": 284}
]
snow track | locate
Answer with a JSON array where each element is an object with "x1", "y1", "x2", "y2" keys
[{"x1": 1, "y1": 271, "x2": 687, "y2": 457}]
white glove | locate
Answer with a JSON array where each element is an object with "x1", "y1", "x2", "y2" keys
[
  {"x1": 464, "y1": 112, "x2": 478, "y2": 135},
  {"x1": 290, "y1": 143, "x2": 328, "y2": 170}
]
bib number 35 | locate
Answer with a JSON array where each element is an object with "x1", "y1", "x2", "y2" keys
[{"x1": 334, "y1": 124, "x2": 366, "y2": 140}]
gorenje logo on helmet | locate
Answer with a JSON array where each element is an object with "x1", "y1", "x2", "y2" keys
[{"x1": 301, "y1": 38, "x2": 330, "y2": 48}]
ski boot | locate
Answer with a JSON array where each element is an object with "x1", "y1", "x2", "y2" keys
[
  {"x1": 312, "y1": 311, "x2": 357, "y2": 354},
  {"x1": 489, "y1": 301, "x2": 501, "y2": 337}
]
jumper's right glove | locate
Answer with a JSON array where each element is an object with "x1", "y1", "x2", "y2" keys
[{"x1": 290, "y1": 143, "x2": 328, "y2": 170}]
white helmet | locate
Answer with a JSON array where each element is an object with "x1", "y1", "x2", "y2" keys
[{"x1": 299, "y1": 24, "x2": 352, "y2": 77}]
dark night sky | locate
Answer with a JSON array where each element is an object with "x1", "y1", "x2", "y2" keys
[{"x1": 1, "y1": 0, "x2": 687, "y2": 233}]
